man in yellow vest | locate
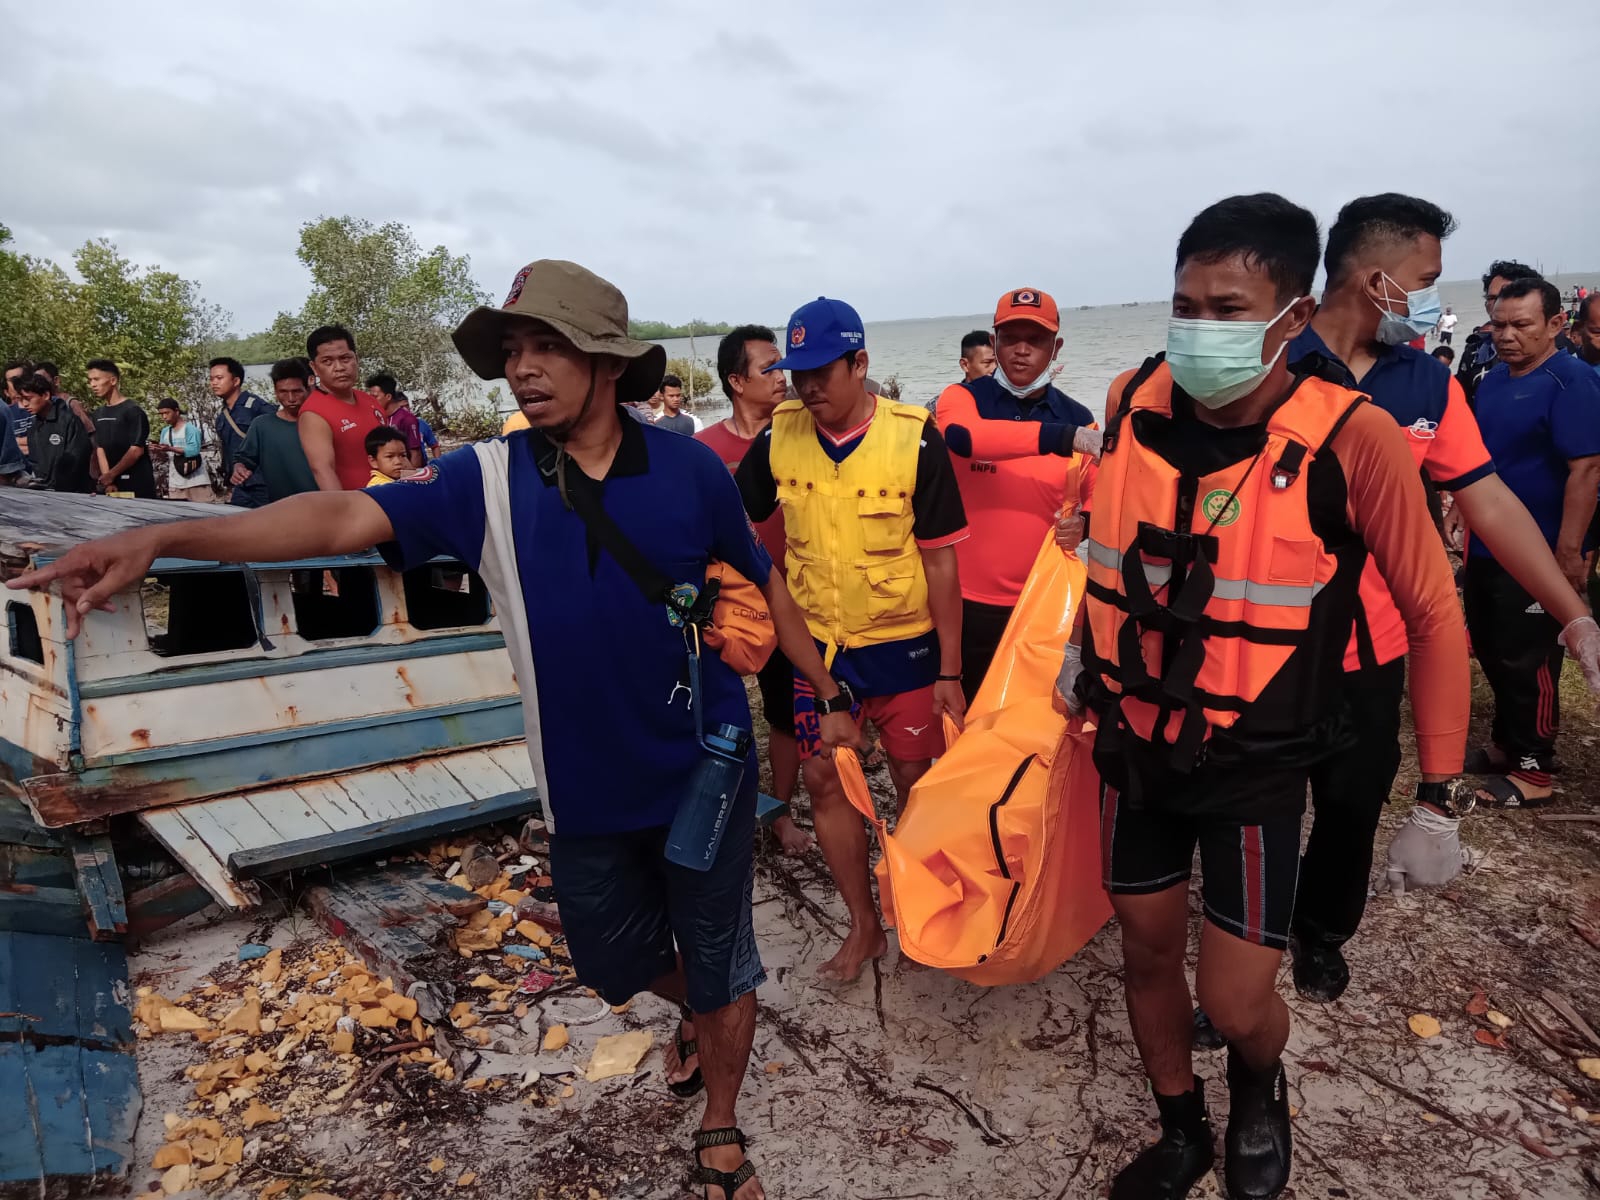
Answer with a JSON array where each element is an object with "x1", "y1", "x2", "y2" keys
[
  {"x1": 735, "y1": 297, "x2": 969, "y2": 983},
  {"x1": 1058, "y1": 195, "x2": 1470, "y2": 1200}
]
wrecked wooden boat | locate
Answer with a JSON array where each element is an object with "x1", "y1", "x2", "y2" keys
[{"x1": 2, "y1": 491, "x2": 540, "y2": 916}]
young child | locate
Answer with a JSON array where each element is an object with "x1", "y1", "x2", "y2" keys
[{"x1": 365, "y1": 425, "x2": 411, "y2": 487}]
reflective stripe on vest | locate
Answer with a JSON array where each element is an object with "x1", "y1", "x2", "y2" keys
[
  {"x1": 769, "y1": 395, "x2": 934, "y2": 662},
  {"x1": 1083, "y1": 362, "x2": 1363, "y2": 764},
  {"x1": 1084, "y1": 538, "x2": 1325, "y2": 608}
]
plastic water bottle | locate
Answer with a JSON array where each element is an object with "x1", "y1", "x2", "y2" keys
[{"x1": 664, "y1": 723, "x2": 752, "y2": 871}]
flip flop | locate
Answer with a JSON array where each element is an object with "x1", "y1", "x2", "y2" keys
[
  {"x1": 1463, "y1": 747, "x2": 1507, "y2": 774},
  {"x1": 668, "y1": 1004, "x2": 704, "y2": 1098}
]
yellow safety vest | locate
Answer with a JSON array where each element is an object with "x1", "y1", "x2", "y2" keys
[{"x1": 769, "y1": 396, "x2": 933, "y2": 662}]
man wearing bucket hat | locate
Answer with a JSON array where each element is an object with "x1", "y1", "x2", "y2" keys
[
  {"x1": 734, "y1": 297, "x2": 970, "y2": 984},
  {"x1": 10, "y1": 258, "x2": 860, "y2": 1200}
]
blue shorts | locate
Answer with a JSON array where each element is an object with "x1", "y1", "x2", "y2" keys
[{"x1": 546, "y1": 788, "x2": 766, "y2": 1014}]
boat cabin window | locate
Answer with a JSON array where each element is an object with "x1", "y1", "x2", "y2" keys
[
  {"x1": 5, "y1": 601, "x2": 42, "y2": 665},
  {"x1": 142, "y1": 573, "x2": 259, "y2": 656},
  {"x1": 402, "y1": 563, "x2": 491, "y2": 630},
  {"x1": 290, "y1": 568, "x2": 381, "y2": 641}
]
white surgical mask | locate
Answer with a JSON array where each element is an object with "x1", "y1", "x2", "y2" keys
[
  {"x1": 1165, "y1": 299, "x2": 1302, "y2": 410},
  {"x1": 995, "y1": 359, "x2": 1056, "y2": 398},
  {"x1": 1373, "y1": 273, "x2": 1443, "y2": 346}
]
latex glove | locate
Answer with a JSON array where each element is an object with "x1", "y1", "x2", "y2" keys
[
  {"x1": 1054, "y1": 500, "x2": 1084, "y2": 554},
  {"x1": 1560, "y1": 615, "x2": 1600, "y2": 695},
  {"x1": 1384, "y1": 804, "x2": 1467, "y2": 895},
  {"x1": 1053, "y1": 641, "x2": 1085, "y2": 716},
  {"x1": 1072, "y1": 426, "x2": 1104, "y2": 460}
]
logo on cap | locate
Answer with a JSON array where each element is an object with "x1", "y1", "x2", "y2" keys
[
  {"x1": 1012, "y1": 290, "x2": 1041, "y2": 307},
  {"x1": 504, "y1": 264, "x2": 533, "y2": 307},
  {"x1": 790, "y1": 324, "x2": 806, "y2": 347}
]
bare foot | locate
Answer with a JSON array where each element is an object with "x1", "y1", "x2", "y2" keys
[
  {"x1": 664, "y1": 1015, "x2": 699, "y2": 1091},
  {"x1": 772, "y1": 815, "x2": 813, "y2": 856},
  {"x1": 816, "y1": 926, "x2": 889, "y2": 984},
  {"x1": 697, "y1": 1136, "x2": 764, "y2": 1199}
]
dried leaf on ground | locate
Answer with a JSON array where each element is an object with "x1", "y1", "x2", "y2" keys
[
  {"x1": 585, "y1": 1031, "x2": 653, "y2": 1082},
  {"x1": 1409, "y1": 1014, "x2": 1443, "y2": 1039}
]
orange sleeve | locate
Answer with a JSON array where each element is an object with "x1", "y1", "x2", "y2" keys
[
  {"x1": 1425, "y1": 377, "x2": 1495, "y2": 491},
  {"x1": 934, "y1": 382, "x2": 1077, "y2": 461},
  {"x1": 1332, "y1": 404, "x2": 1469, "y2": 776}
]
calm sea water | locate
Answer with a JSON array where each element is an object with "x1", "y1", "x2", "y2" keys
[
  {"x1": 653, "y1": 273, "x2": 1597, "y2": 426},
  {"x1": 252, "y1": 273, "x2": 1594, "y2": 424}
]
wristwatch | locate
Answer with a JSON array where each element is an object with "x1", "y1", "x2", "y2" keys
[
  {"x1": 814, "y1": 679, "x2": 856, "y2": 716},
  {"x1": 1416, "y1": 779, "x2": 1475, "y2": 819}
]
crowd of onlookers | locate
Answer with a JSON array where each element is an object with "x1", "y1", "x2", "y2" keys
[{"x1": 1, "y1": 323, "x2": 441, "y2": 506}]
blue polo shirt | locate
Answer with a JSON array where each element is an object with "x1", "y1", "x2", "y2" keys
[
  {"x1": 1289, "y1": 327, "x2": 1496, "y2": 492},
  {"x1": 1470, "y1": 352, "x2": 1600, "y2": 559},
  {"x1": 365, "y1": 416, "x2": 773, "y2": 837}
]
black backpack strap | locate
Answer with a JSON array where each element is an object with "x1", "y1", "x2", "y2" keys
[
  {"x1": 538, "y1": 443, "x2": 710, "y2": 626},
  {"x1": 1103, "y1": 354, "x2": 1163, "y2": 453}
]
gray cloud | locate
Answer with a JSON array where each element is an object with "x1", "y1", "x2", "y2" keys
[{"x1": 0, "y1": 0, "x2": 1595, "y2": 336}]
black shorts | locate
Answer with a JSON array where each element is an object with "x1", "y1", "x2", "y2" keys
[
  {"x1": 1100, "y1": 783, "x2": 1304, "y2": 950},
  {"x1": 546, "y1": 791, "x2": 766, "y2": 1013},
  {"x1": 756, "y1": 646, "x2": 795, "y2": 732}
]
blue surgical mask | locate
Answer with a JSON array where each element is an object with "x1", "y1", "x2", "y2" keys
[
  {"x1": 1165, "y1": 299, "x2": 1302, "y2": 410},
  {"x1": 1374, "y1": 273, "x2": 1442, "y2": 346}
]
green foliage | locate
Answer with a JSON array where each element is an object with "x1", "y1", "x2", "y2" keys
[
  {"x1": 208, "y1": 328, "x2": 299, "y2": 365},
  {"x1": 665, "y1": 356, "x2": 716, "y2": 402},
  {"x1": 0, "y1": 225, "x2": 224, "y2": 414},
  {"x1": 447, "y1": 403, "x2": 502, "y2": 443},
  {"x1": 267, "y1": 217, "x2": 489, "y2": 433},
  {"x1": 629, "y1": 319, "x2": 732, "y2": 340}
]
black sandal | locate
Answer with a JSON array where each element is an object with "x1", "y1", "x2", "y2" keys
[
  {"x1": 1474, "y1": 774, "x2": 1552, "y2": 809},
  {"x1": 693, "y1": 1127, "x2": 757, "y2": 1199},
  {"x1": 668, "y1": 1004, "x2": 704, "y2": 1098},
  {"x1": 1463, "y1": 747, "x2": 1505, "y2": 774}
]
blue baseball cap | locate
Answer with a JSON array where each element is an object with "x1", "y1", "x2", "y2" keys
[{"x1": 764, "y1": 297, "x2": 865, "y2": 373}]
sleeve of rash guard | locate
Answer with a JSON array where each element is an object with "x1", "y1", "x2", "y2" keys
[
  {"x1": 935, "y1": 382, "x2": 1076, "y2": 460},
  {"x1": 1426, "y1": 377, "x2": 1495, "y2": 491},
  {"x1": 1333, "y1": 404, "x2": 1469, "y2": 776}
]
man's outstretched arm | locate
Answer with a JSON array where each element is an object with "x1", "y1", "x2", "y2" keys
[{"x1": 6, "y1": 492, "x2": 393, "y2": 636}]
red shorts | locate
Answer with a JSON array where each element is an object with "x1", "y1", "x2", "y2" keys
[{"x1": 793, "y1": 678, "x2": 945, "y2": 762}]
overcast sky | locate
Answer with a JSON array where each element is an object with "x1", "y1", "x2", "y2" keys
[{"x1": 3, "y1": 1, "x2": 1596, "y2": 334}]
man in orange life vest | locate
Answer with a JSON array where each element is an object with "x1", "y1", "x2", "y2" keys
[
  {"x1": 735, "y1": 297, "x2": 969, "y2": 984},
  {"x1": 935, "y1": 288, "x2": 1100, "y2": 701},
  {"x1": 1057, "y1": 194, "x2": 1469, "y2": 1200}
]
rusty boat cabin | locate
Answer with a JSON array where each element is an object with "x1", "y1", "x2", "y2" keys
[{"x1": 1, "y1": 491, "x2": 541, "y2": 918}]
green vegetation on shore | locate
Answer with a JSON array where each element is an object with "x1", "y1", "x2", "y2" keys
[{"x1": 628, "y1": 319, "x2": 732, "y2": 340}]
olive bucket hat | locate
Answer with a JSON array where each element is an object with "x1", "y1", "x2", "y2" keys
[{"x1": 452, "y1": 259, "x2": 666, "y2": 406}]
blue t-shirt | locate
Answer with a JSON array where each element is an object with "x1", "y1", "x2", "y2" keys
[
  {"x1": 0, "y1": 402, "x2": 24, "y2": 476},
  {"x1": 1470, "y1": 352, "x2": 1600, "y2": 559},
  {"x1": 7, "y1": 401, "x2": 34, "y2": 469},
  {"x1": 364, "y1": 416, "x2": 773, "y2": 837}
]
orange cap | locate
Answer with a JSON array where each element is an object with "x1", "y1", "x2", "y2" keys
[{"x1": 993, "y1": 287, "x2": 1059, "y2": 333}]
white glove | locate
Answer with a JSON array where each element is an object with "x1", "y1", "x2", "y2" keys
[
  {"x1": 1560, "y1": 615, "x2": 1600, "y2": 695},
  {"x1": 1054, "y1": 641, "x2": 1085, "y2": 716},
  {"x1": 1385, "y1": 804, "x2": 1468, "y2": 895},
  {"x1": 1073, "y1": 426, "x2": 1104, "y2": 460}
]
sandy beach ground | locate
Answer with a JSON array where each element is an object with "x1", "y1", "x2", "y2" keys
[{"x1": 125, "y1": 673, "x2": 1600, "y2": 1200}]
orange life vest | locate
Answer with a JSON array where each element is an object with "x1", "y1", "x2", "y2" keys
[{"x1": 1082, "y1": 358, "x2": 1367, "y2": 770}]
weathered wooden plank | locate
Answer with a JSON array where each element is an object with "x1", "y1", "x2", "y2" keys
[
  {"x1": 0, "y1": 491, "x2": 229, "y2": 563},
  {"x1": 305, "y1": 872, "x2": 453, "y2": 1021},
  {"x1": 0, "y1": 932, "x2": 132, "y2": 1044},
  {"x1": 226, "y1": 787, "x2": 543, "y2": 879},
  {"x1": 0, "y1": 1042, "x2": 140, "y2": 1186},
  {"x1": 0, "y1": 886, "x2": 88, "y2": 938},
  {"x1": 0, "y1": 845, "x2": 76, "y2": 889},
  {"x1": 391, "y1": 757, "x2": 468, "y2": 811},
  {"x1": 240, "y1": 789, "x2": 332, "y2": 844},
  {"x1": 0, "y1": 796, "x2": 61, "y2": 850},
  {"x1": 137, "y1": 809, "x2": 252, "y2": 910},
  {"x1": 67, "y1": 834, "x2": 126, "y2": 940},
  {"x1": 291, "y1": 777, "x2": 364, "y2": 829},
  {"x1": 125, "y1": 874, "x2": 215, "y2": 944},
  {"x1": 322, "y1": 766, "x2": 411, "y2": 823},
  {"x1": 438, "y1": 748, "x2": 521, "y2": 800},
  {"x1": 482, "y1": 743, "x2": 537, "y2": 790}
]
